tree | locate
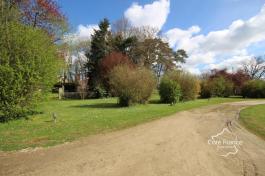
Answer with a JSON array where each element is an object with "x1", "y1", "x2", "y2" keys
[
  {"x1": 62, "y1": 41, "x2": 89, "y2": 84},
  {"x1": 207, "y1": 68, "x2": 250, "y2": 95},
  {"x1": 86, "y1": 18, "x2": 111, "y2": 92},
  {"x1": 175, "y1": 49, "x2": 188, "y2": 64},
  {"x1": 129, "y1": 25, "x2": 159, "y2": 41},
  {"x1": 133, "y1": 38, "x2": 187, "y2": 82},
  {"x1": 100, "y1": 51, "x2": 133, "y2": 76},
  {"x1": 111, "y1": 17, "x2": 131, "y2": 38},
  {"x1": 14, "y1": 0, "x2": 67, "y2": 41},
  {"x1": 242, "y1": 56, "x2": 265, "y2": 79},
  {"x1": 210, "y1": 76, "x2": 234, "y2": 97},
  {"x1": 110, "y1": 33, "x2": 138, "y2": 57},
  {"x1": 0, "y1": 22, "x2": 61, "y2": 121},
  {"x1": 100, "y1": 51, "x2": 133, "y2": 92},
  {"x1": 230, "y1": 70, "x2": 250, "y2": 95},
  {"x1": 242, "y1": 80, "x2": 265, "y2": 98},
  {"x1": 112, "y1": 18, "x2": 159, "y2": 40}
]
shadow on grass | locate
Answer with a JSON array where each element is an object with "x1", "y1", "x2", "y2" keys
[
  {"x1": 0, "y1": 110, "x2": 44, "y2": 123},
  {"x1": 149, "y1": 99, "x2": 163, "y2": 104},
  {"x1": 71, "y1": 103, "x2": 120, "y2": 109}
]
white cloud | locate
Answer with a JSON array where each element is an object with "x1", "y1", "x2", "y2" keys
[
  {"x1": 64, "y1": 24, "x2": 99, "y2": 44},
  {"x1": 124, "y1": 0, "x2": 170, "y2": 30},
  {"x1": 164, "y1": 4, "x2": 265, "y2": 74},
  {"x1": 165, "y1": 26, "x2": 201, "y2": 50},
  {"x1": 209, "y1": 55, "x2": 252, "y2": 71}
]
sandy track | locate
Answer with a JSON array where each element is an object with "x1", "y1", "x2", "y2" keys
[{"x1": 1, "y1": 101, "x2": 265, "y2": 176}]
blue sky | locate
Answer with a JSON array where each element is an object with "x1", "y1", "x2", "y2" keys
[
  {"x1": 59, "y1": 0, "x2": 264, "y2": 33},
  {"x1": 60, "y1": 0, "x2": 265, "y2": 74}
]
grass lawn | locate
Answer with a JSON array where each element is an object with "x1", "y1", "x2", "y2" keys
[
  {"x1": 240, "y1": 104, "x2": 265, "y2": 140},
  {"x1": 0, "y1": 94, "x2": 248, "y2": 151}
]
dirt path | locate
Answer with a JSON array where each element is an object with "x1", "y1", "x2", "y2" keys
[{"x1": 1, "y1": 101, "x2": 265, "y2": 176}]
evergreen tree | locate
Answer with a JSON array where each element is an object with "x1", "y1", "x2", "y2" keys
[{"x1": 86, "y1": 18, "x2": 111, "y2": 95}]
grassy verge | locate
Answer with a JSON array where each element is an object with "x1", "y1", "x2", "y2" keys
[
  {"x1": 0, "y1": 94, "x2": 247, "y2": 151},
  {"x1": 240, "y1": 104, "x2": 265, "y2": 140}
]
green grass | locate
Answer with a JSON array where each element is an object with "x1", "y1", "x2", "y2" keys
[
  {"x1": 0, "y1": 94, "x2": 248, "y2": 151},
  {"x1": 240, "y1": 104, "x2": 265, "y2": 140}
]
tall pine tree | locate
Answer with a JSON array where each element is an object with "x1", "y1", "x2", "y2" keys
[{"x1": 86, "y1": 18, "x2": 111, "y2": 95}]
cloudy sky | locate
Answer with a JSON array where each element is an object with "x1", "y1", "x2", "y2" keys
[{"x1": 59, "y1": 0, "x2": 265, "y2": 74}]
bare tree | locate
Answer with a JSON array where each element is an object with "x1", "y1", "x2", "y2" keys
[
  {"x1": 112, "y1": 17, "x2": 131, "y2": 38},
  {"x1": 112, "y1": 17, "x2": 159, "y2": 40},
  {"x1": 129, "y1": 26, "x2": 159, "y2": 41},
  {"x1": 242, "y1": 56, "x2": 265, "y2": 79}
]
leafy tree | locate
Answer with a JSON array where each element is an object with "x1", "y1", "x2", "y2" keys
[
  {"x1": 175, "y1": 49, "x2": 188, "y2": 63},
  {"x1": 100, "y1": 51, "x2": 133, "y2": 92},
  {"x1": 86, "y1": 18, "x2": 111, "y2": 93},
  {"x1": 100, "y1": 51, "x2": 133, "y2": 75},
  {"x1": 230, "y1": 70, "x2": 250, "y2": 95},
  {"x1": 110, "y1": 34, "x2": 138, "y2": 57},
  {"x1": 0, "y1": 22, "x2": 60, "y2": 121},
  {"x1": 206, "y1": 68, "x2": 250, "y2": 95},
  {"x1": 200, "y1": 80, "x2": 212, "y2": 98},
  {"x1": 6, "y1": 0, "x2": 67, "y2": 41},
  {"x1": 242, "y1": 80, "x2": 265, "y2": 98},
  {"x1": 210, "y1": 76, "x2": 234, "y2": 97},
  {"x1": 133, "y1": 38, "x2": 187, "y2": 81}
]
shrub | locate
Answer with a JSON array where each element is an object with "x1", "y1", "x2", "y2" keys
[
  {"x1": 159, "y1": 77, "x2": 181, "y2": 104},
  {"x1": 109, "y1": 65, "x2": 156, "y2": 106},
  {"x1": 242, "y1": 80, "x2": 265, "y2": 98},
  {"x1": 99, "y1": 51, "x2": 133, "y2": 93},
  {"x1": 0, "y1": 22, "x2": 60, "y2": 121},
  {"x1": 205, "y1": 69, "x2": 250, "y2": 95},
  {"x1": 200, "y1": 76, "x2": 234, "y2": 98},
  {"x1": 223, "y1": 80, "x2": 234, "y2": 97},
  {"x1": 91, "y1": 84, "x2": 108, "y2": 98},
  {"x1": 100, "y1": 51, "x2": 133, "y2": 75},
  {"x1": 200, "y1": 80, "x2": 212, "y2": 98},
  {"x1": 210, "y1": 76, "x2": 234, "y2": 97},
  {"x1": 166, "y1": 71, "x2": 200, "y2": 101}
]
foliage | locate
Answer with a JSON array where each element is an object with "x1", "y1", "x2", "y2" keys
[
  {"x1": 210, "y1": 76, "x2": 234, "y2": 97},
  {"x1": 159, "y1": 77, "x2": 181, "y2": 104},
  {"x1": 86, "y1": 18, "x2": 111, "y2": 92},
  {"x1": 200, "y1": 76, "x2": 234, "y2": 98},
  {"x1": 166, "y1": 71, "x2": 200, "y2": 101},
  {"x1": 110, "y1": 34, "x2": 138, "y2": 57},
  {"x1": 200, "y1": 80, "x2": 212, "y2": 98},
  {"x1": 14, "y1": 0, "x2": 67, "y2": 40},
  {"x1": 222, "y1": 78, "x2": 234, "y2": 97},
  {"x1": 100, "y1": 51, "x2": 133, "y2": 92},
  {"x1": 109, "y1": 65, "x2": 156, "y2": 106},
  {"x1": 0, "y1": 0, "x2": 21, "y2": 23},
  {"x1": 208, "y1": 68, "x2": 250, "y2": 95},
  {"x1": 90, "y1": 84, "x2": 108, "y2": 99},
  {"x1": 230, "y1": 70, "x2": 250, "y2": 95},
  {"x1": 0, "y1": 22, "x2": 60, "y2": 121},
  {"x1": 241, "y1": 80, "x2": 265, "y2": 98},
  {"x1": 132, "y1": 38, "x2": 187, "y2": 81},
  {"x1": 100, "y1": 51, "x2": 133, "y2": 75}
]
